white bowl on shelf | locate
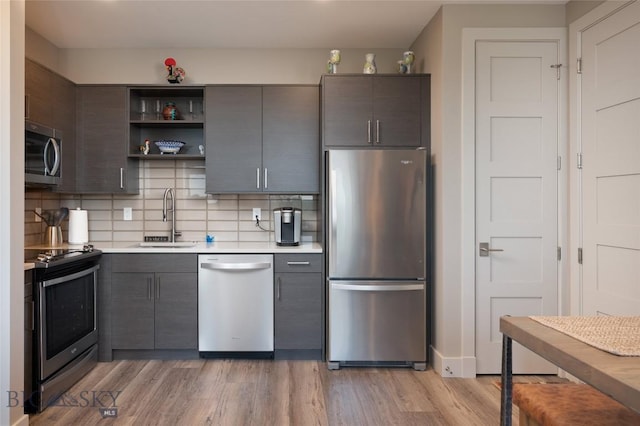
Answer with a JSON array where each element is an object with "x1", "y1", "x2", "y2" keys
[{"x1": 155, "y1": 140, "x2": 185, "y2": 154}]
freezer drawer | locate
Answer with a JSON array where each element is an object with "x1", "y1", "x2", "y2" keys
[{"x1": 328, "y1": 280, "x2": 426, "y2": 362}]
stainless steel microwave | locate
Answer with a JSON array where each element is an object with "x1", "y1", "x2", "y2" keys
[{"x1": 25, "y1": 121, "x2": 61, "y2": 186}]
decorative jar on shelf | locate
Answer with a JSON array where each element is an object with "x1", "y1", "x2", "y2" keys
[
  {"x1": 162, "y1": 102, "x2": 179, "y2": 120},
  {"x1": 363, "y1": 53, "x2": 377, "y2": 74}
]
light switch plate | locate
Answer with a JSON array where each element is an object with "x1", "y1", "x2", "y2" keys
[
  {"x1": 35, "y1": 207, "x2": 42, "y2": 222},
  {"x1": 123, "y1": 207, "x2": 132, "y2": 221}
]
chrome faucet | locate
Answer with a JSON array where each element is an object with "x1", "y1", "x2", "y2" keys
[{"x1": 162, "y1": 188, "x2": 181, "y2": 242}]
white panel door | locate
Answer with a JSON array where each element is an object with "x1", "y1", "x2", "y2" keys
[
  {"x1": 582, "y1": 1, "x2": 640, "y2": 316},
  {"x1": 476, "y1": 41, "x2": 559, "y2": 374}
]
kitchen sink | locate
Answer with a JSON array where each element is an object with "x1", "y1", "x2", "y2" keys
[{"x1": 137, "y1": 241, "x2": 197, "y2": 248}]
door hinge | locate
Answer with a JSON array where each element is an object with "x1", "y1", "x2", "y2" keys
[
  {"x1": 557, "y1": 247, "x2": 561, "y2": 261},
  {"x1": 557, "y1": 156, "x2": 561, "y2": 171},
  {"x1": 577, "y1": 58, "x2": 582, "y2": 74},
  {"x1": 550, "y1": 64, "x2": 562, "y2": 80},
  {"x1": 577, "y1": 153, "x2": 583, "y2": 169},
  {"x1": 578, "y1": 248, "x2": 583, "y2": 264}
]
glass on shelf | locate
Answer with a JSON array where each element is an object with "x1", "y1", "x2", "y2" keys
[
  {"x1": 139, "y1": 99, "x2": 150, "y2": 121},
  {"x1": 155, "y1": 99, "x2": 162, "y2": 120},
  {"x1": 188, "y1": 99, "x2": 203, "y2": 121}
]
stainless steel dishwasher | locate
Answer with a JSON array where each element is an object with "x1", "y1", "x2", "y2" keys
[{"x1": 198, "y1": 254, "x2": 274, "y2": 356}]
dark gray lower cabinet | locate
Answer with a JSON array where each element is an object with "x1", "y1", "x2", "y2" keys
[
  {"x1": 110, "y1": 254, "x2": 197, "y2": 352},
  {"x1": 274, "y1": 254, "x2": 322, "y2": 358}
]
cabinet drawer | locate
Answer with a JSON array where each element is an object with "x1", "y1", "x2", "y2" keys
[
  {"x1": 112, "y1": 254, "x2": 197, "y2": 273},
  {"x1": 274, "y1": 254, "x2": 322, "y2": 273}
]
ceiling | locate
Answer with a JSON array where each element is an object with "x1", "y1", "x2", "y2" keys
[{"x1": 25, "y1": 0, "x2": 563, "y2": 50}]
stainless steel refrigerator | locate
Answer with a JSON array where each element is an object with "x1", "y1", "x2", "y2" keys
[{"x1": 326, "y1": 149, "x2": 427, "y2": 370}]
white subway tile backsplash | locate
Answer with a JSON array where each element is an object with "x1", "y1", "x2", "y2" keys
[
  {"x1": 89, "y1": 231, "x2": 113, "y2": 242},
  {"x1": 207, "y1": 221, "x2": 239, "y2": 232},
  {"x1": 207, "y1": 210, "x2": 238, "y2": 221},
  {"x1": 113, "y1": 220, "x2": 143, "y2": 231},
  {"x1": 24, "y1": 164, "x2": 320, "y2": 244},
  {"x1": 177, "y1": 221, "x2": 207, "y2": 232},
  {"x1": 113, "y1": 199, "x2": 144, "y2": 210},
  {"x1": 113, "y1": 231, "x2": 144, "y2": 242},
  {"x1": 178, "y1": 210, "x2": 207, "y2": 221},
  {"x1": 82, "y1": 199, "x2": 113, "y2": 210},
  {"x1": 88, "y1": 221, "x2": 113, "y2": 231},
  {"x1": 205, "y1": 231, "x2": 237, "y2": 242}
]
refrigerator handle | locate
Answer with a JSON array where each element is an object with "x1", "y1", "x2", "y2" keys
[
  {"x1": 331, "y1": 283, "x2": 425, "y2": 292},
  {"x1": 329, "y1": 169, "x2": 338, "y2": 272}
]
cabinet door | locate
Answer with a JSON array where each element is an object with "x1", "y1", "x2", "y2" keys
[
  {"x1": 263, "y1": 86, "x2": 320, "y2": 193},
  {"x1": 372, "y1": 77, "x2": 422, "y2": 147},
  {"x1": 52, "y1": 74, "x2": 77, "y2": 193},
  {"x1": 206, "y1": 86, "x2": 262, "y2": 192},
  {"x1": 154, "y1": 273, "x2": 198, "y2": 349},
  {"x1": 322, "y1": 76, "x2": 373, "y2": 147},
  {"x1": 76, "y1": 86, "x2": 137, "y2": 193},
  {"x1": 111, "y1": 273, "x2": 155, "y2": 350},
  {"x1": 274, "y1": 272, "x2": 322, "y2": 350},
  {"x1": 25, "y1": 59, "x2": 52, "y2": 124}
]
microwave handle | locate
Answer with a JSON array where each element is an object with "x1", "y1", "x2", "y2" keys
[{"x1": 44, "y1": 137, "x2": 60, "y2": 177}]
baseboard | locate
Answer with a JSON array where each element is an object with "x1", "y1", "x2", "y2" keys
[
  {"x1": 112, "y1": 349, "x2": 199, "y2": 360},
  {"x1": 13, "y1": 413, "x2": 29, "y2": 426},
  {"x1": 431, "y1": 346, "x2": 476, "y2": 378},
  {"x1": 274, "y1": 349, "x2": 322, "y2": 360}
]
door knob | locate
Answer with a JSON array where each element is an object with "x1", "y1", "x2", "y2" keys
[{"x1": 479, "y1": 242, "x2": 504, "y2": 257}]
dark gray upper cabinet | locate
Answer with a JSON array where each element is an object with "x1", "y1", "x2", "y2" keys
[
  {"x1": 322, "y1": 74, "x2": 428, "y2": 148},
  {"x1": 206, "y1": 85, "x2": 320, "y2": 194},
  {"x1": 263, "y1": 86, "x2": 320, "y2": 193},
  {"x1": 206, "y1": 86, "x2": 263, "y2": 193},
  {"x1": 25, "y1": 60, "x2": 53, "y2": 125},
  {"x1": 25, "y1": 59, "x2": 77, "y2": 193},
  {"x1": 52, "y1": 74, "x2": 76, "y2": 193},
  {"x1": 76, "y1": 85, "x2": 138, "y2": 193}
]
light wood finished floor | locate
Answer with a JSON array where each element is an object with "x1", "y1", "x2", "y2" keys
[{"x1": 29, "y1": 360, "x2": 564, "y2": 425}]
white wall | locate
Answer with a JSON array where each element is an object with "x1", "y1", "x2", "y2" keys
[
  {"x1": 55, "y1": 47, "x2": 407, "y2": 85},
  {"x1": 1, "y1": 1, "x2": 28, "y2": 425},
  {"x1": 410, "y1": 3, "x2": 566, "y2": 377}
]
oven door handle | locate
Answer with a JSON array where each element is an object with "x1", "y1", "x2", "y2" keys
[{"x1": 41, "y1": 264, "x2": 100, "y2": 288}]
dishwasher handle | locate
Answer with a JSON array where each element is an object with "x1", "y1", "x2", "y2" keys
[{"x1": 200, "y1": 262, "x2": 272, "y2": 271}]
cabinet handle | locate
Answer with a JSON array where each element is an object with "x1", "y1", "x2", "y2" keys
[
  {"x1": 264, "y1": 168, "x2": 268, "y2": 189},
  {"x1": 277, "y1": 277, "x2": 281, "y2": 300},
  {"x1": 120, "y1": 168, "x2": 124, "y2": 189},
  {"x1": 25, "y1": 94, "x2": 30, "y2": 119},
  {"x1": 28, "y1": 300, "x2": 35, "y2": 331},
  {"x1": 287, "y1": 261, "x2": 310, "y2": 266},
  {"x1": 367, "y1": 120, "x2": 372, "y2": 144},
  {"x1": 156, "y1": 277, "x2": 160, "y2": 299},
  {"x1": 256, "y1": 168, "x2": 260, "y2": 189},
  {"x1": 375, "y1": 120, "x2": 380, "y2": 144},
  {"x1": 147, "y1": 277, "x2": 152, "y2": 300}
]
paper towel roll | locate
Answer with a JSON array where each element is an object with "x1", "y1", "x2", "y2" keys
[{"x1": 68, "y1": 208, "x2": 89, "y2": 244}]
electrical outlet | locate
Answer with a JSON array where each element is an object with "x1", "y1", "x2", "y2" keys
[
  {"x1": 123, "y1": 207, "x2": 132, "y2": 221},
  {"x1": 252, "y1": 208, "x2": 261, "y2": 221},
  {"x1": 35, "y1": 207, "x2": 42, "y2": 222}
]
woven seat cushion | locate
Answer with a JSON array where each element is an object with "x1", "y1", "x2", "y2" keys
[{"x1": 513, "y1": 383, "x2": 640, "y2": 426}]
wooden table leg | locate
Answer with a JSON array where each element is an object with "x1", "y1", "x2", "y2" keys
[{"x1": 500, "y1": 334, "x2": 513, "y2": 426}]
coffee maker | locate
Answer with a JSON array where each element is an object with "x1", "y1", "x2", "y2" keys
[{"x1": 273, "y1": 207, "x2": 301, "y2": 246}]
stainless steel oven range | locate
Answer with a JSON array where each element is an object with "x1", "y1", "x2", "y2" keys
[{"x1": 24, "y1": 246, "x2": 101, "y2": 413}]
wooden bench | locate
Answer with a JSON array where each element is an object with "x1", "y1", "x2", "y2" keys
[{"x1": 513, "y1": 383, "x2": 640, "y2": 426}]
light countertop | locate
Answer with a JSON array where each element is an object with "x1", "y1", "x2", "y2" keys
[{"x1": 80, "y1": 241, "x2": 322, "y2": 254}]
